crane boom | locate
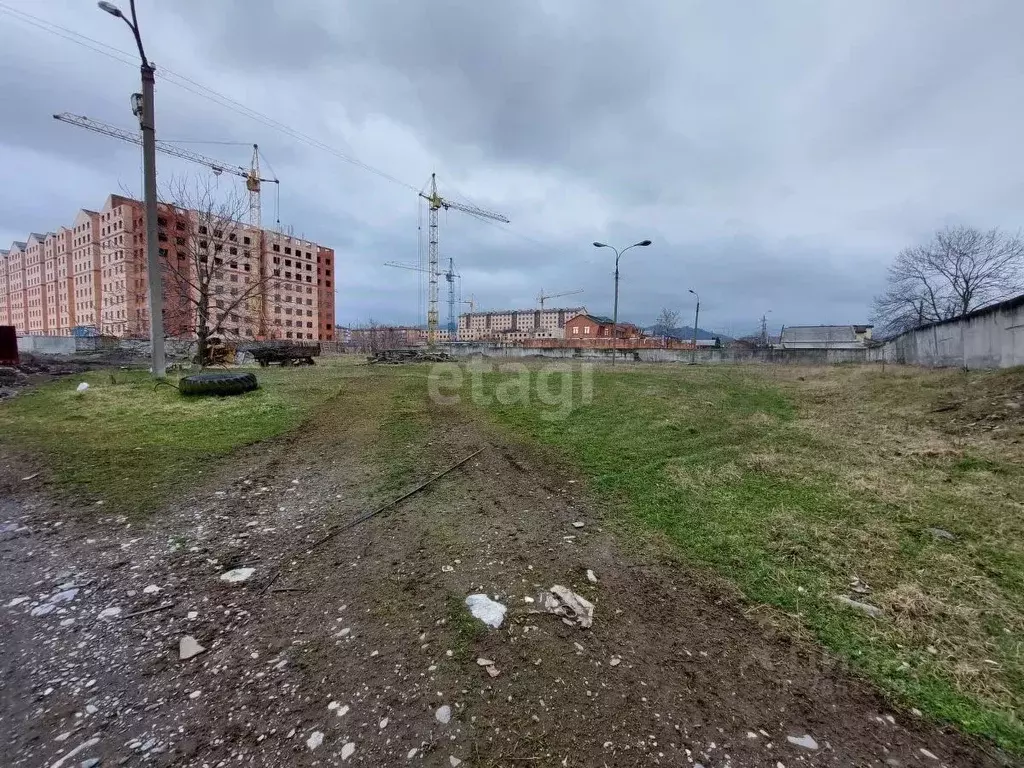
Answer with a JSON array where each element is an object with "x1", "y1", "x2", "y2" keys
[
  {"x1": 538, "y1": 288, "x2": 584, "y2": 309},
  {"x1": 52, "y1": 112, "x2": 279, "y2": 228},
  {"x1": 418, "y1": 173, "x2": 507, "y2": 347}
]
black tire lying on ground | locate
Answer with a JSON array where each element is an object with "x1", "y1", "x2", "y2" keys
[{"x1": 178, "y1": 371, "x2": 259, "y2": 397}]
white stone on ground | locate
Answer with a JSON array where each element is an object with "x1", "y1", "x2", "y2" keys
[
  {"x1": 436, "y1": 705, "x2": 452, "y2": 724},
  {"x1": 306, "y1": 731, "x2": 324, "y2": 751},
  {"x1": 787, "y1": 734, "x2": 818, "y2": 750},
  {"x1": 97, "y1": 607, "x2": 121, "y2": 620},
  {"x1": 219, "y1": 567, "x2": 255, "y2": 584},
  {"x1": 586, "y1": 569, "x2": 598, "y2": 583},
  {"x1": 179, "y1": 636, "x2": 206, "y2": 660},
  {"x1": 341, "y1": 743, "x2": 356, "y2": 761}
]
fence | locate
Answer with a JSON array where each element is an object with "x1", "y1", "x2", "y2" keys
[
  {"x1": 868, "y1": 294, "x2": 1024, "y2": 369},
  {"x1": 447, "y1": 343, "x2": 868, "y2": 365}
]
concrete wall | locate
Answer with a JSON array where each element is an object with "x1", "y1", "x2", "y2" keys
[
  {"x1": 448, "y1": 343, "x2": 868, "y2": 365},
  {"x1": 16, "y1": 335, "x2": 78, "y2": 355},
  {"x1": 868, "y1": 295, "x2": 1024, "y2": 369},
  {"x1": 17, "y1": 334, "x2": 195, "y2": 359}
]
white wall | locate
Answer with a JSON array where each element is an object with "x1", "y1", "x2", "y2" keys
[{"x1": 869, "y1": 297, "x2": 1024, "y2": 369}]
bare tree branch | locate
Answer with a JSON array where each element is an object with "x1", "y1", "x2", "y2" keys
[
  {"x1": 155, "y1": 174, "x2": 271, "y2": 364},
  {"x1": 872, "y1": 225, "x2": 1024, "y2": 335}
]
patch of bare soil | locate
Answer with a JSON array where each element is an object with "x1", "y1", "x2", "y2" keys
[{"x1": 0, "y1": 395, "x2": 1014, "y2": 767}]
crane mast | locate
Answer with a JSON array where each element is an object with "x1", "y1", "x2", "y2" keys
[
  {"x1": 384, "y1": 258, "x2": 461, "y2": 341},
  {"x1": 419, "y1": 173, "x2": 508, "y2": 347}
]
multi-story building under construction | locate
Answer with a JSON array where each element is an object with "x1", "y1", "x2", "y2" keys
[
  {"x1": 0, "y1": 194, "x2": 336, "y2": 342},
  {"x1": 457, "y1": 306, "x2": 585, "y2": 342}
]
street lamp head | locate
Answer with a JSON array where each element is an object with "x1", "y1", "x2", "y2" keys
[
  {"x1": 636, "y1": 239, "x2": 652, "y2": 247},
  {"x1": 97, "y1": 1, "x2": 123, "y2": 17},
  {"x1": 592, "y1": 242, "x2": 608, "y2": 248},
  {"x1": 688, "y1": 289, "x2": 696, "y2": 295}
]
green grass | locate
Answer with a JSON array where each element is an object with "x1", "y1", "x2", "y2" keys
[
  {"x1": 467, "y1": 362, "x2": 1024, "y2": 753},
  {"x1": 0, "y1": 360, "x2": 359, "y2": 514}
]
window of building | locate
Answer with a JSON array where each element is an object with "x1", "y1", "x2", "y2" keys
[
  {"x1": 213, "y1": 229, "x2": 223, "y2": 238},
  {"x1": 272, "y1": 244, "x2": 280, "y2": 252},
  {"x1": 228, "y1": 233, "x2": 237, "y2": 242},
  {"x1": 286, "y1": 332, "x2": 293, "y2": 338},
  {"x1": 157, "y1": 217, "x2": 167, "y2": 227},
  {"x1": 285, "y1": 259, "x2": 292, "y2": 267},
  {"x1": 243, "y1": 236, "x2": 251, "y2": 245},
  {"x1": 284, "y1": 247, "x2": 291, "y2": 255}
]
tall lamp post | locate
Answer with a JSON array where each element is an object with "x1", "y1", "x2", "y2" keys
[
  {"x1": 688, "y1": 288, "x2": 700, "y2": 364},
  {"x1": 593, "y1": 239, "x2": 652, "y2": 365},
  {"x1": 98, "y1": 0, "x2": 165, "y2": 378}
]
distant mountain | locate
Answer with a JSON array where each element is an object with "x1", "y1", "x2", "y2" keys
[{"x1": 645, "y1": 324, "x2": 727, "y2": 341}]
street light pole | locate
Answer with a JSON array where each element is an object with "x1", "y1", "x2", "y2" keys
[
  {"x1": 593, "y1": 239, "x2": 652, "y2": 366},
  {"x1": 688, "y1": 288, "x2": 700, "y2": 364},
  {"x1": 99, "y1": 0, "x2": 165, "y2": 378}
]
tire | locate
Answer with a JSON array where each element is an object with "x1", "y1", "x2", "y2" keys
[{"x1": 179, "y1": 371, "x2": 259, "y2": 397}]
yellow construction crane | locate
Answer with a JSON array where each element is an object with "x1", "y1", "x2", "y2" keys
[
  {"x1": 537, "y1": 288, "x2": 584, "y2": 309},
  {"x1": 420, "y1": 173, "x2": 508, "y2": 347},
  {"x1": 52, "y1": 112, "x2": 280, "y2": 229}
]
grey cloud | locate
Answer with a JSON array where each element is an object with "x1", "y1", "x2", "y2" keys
[{"x1": 2, "y1": 0, "x2": 1023, "y2": 335}]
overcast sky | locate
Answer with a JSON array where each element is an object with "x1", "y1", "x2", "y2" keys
[{"x1": 2, "y1": 0, "x2": 1022, "y2": 336}]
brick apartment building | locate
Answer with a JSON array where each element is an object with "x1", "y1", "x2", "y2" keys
[
  {"x1": 0, "y1": 194, "x2": 335, "y2": 342},
  {"x1": 458, "y1": 306, "x2": 585, "y2": 342}
]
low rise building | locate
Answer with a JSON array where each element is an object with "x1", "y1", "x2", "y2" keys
[{"x1": 778, "y1": 325, "x2": 873, "y2": 349}]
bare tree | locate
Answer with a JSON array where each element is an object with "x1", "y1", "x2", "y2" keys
[
  {"x1": 654, "y1": 307, "x2": 681, "y2": 334},
  {"x1": 153, "y1": 176, "x2": 271, "y2": 364},
  {"x1": 873, "y1": 226, "x2": 1024, "y2": 335}
]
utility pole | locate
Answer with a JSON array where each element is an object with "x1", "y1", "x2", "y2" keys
[
  {"x1": 688, "y1": 289, "x2": 700, "y2": 364},
  {"x1": 759, "y1": 312, "x2": 772, "y2": 348},
  {"x1": 98, "y1": 0, "x2": 164, "y2": 377},
  {"x1": 593, "y1": 239, "x2": 652, "y2": 366}
]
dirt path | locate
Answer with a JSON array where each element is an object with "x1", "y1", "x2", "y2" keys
[{"x1": 0, "y1": 381, "x2": 1013, "y2": 767}]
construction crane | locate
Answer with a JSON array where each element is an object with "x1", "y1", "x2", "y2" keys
[
  {"x1": 420, "y1": 173, "x2": 508, "y2": 347},
  {"x1": 537, "y1": 288, "x2": 584, "y2": 309},
  {"x1": 52, "y1": 113, "x2": 280, "y2": 229},
  {"x1": 384, "y1": 258, "x2": 462, "y2": 338},
  {"x1": 460, "y1": 295, "x2": 477, "y2": 313}
]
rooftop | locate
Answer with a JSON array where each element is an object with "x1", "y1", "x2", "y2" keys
[
  {"x1": 781, "y1": 325, "x2": 860, "y2": 343},
  {"x1": 461, "y1": 306, "x2": 585, "y2": 317}
]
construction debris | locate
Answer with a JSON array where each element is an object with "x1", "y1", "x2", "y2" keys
[
  {"x1": 367, "y1": 348, "x2": 453, "y2": 365},
  {"x1": 465, "y1": 594, "x2": 507, "y2": 628},
  {"x1": 179, "y1": 636, "x2": 206, "y2": 660},
  {"x1": 535, "y1": 585, "x2": 595, "y2": 628}
]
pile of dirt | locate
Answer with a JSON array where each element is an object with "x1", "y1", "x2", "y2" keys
[{"x1": 927, "y1": 370, "x2": 1024, "y2": 439}]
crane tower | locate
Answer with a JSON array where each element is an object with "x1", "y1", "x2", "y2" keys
[{"x1": 419, "y1": 174, "x2": 508, "y2": 347}]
